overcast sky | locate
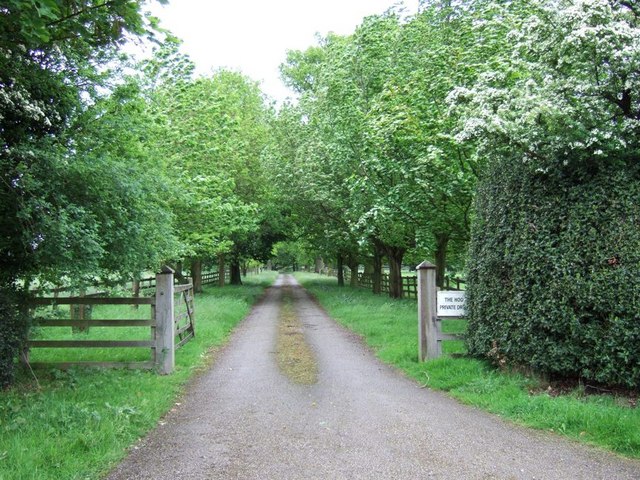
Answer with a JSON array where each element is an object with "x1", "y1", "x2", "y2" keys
[{"x1": 146, "y1": 0, "x2": 420, "y2": 103}]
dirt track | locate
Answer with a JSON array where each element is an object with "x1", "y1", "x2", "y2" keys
[{"x1": 106, "y1": 274, "x2": 640, "y2": 479}]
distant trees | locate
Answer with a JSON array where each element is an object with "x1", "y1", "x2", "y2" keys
[
  {"x1": 143, "y1": 45, "x2": 275, "y2": 287},
  {"x1": 275, "y1": 3, "x2": 496, "y2": 296}
]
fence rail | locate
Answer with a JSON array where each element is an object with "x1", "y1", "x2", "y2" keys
[
  {"x1": 25, "y1": 269, "x2": 196, "y2": 374},
  {"x1": 30, "y1": 297, "x2": 155, "y2": 306},
  {"x1": 402, "y1": 276, "x2": 418, "y2": 298},
  {"x1": 201, "y1": 271, "x2": 219, "y2": 285},
  {"x1": 444, "y1": 276, "x2": 466, "y2": 291},
  {"x1": 174, "y1": 282, "x2": 195, "y2": 349},
  {"x1": 325, "y1": 267, "x2": 465, "y2": 299},
  {"x1": 32, "y1": 266, "x2": 237, "y2": 302},
  {"x1": 329, "y1": 269, "x2": 418, "y2": 298}
]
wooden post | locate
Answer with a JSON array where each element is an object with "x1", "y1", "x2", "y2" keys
[
  {"x1": 417, "y1": 261, "x2": 439, "y2": 361},
  {"x1": 155, "y1": 266, "x2": 175, "y2": 374},
  {"x1": 71, "y1": 288, "x2": 89, "y2": 333}
]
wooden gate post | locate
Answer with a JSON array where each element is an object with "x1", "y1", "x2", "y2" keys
[
  {"x1": 155, "y1": 266, "x2": 175, "y2": 374},
  {"x1": 417, "y1": 261, "x2": 439, "y2": 361}
]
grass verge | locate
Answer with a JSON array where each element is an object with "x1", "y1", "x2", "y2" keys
[
  {"x1": 0, "y1": 272, "x2": 277, "y2": 480},
  {"x1": 294, "y1": 272, "x2": 640, "y2": 459}
]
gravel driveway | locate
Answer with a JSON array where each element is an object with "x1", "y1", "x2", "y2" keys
[{"x1": 106, "y1": 274, "x2": 640, "y2": 479}]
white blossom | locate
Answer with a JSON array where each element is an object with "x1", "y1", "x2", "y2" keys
[{"x1": 449, "y1": 0, "x2": 640, "y2": 169}]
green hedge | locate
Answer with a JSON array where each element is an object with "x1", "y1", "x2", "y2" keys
[{"x1": 466, "y1": 160, "x2": 640, "y2": 388}]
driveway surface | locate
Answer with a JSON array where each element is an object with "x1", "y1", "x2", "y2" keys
[{"x1": 106, "y1": 274, "x2": 640, "y2": 479}]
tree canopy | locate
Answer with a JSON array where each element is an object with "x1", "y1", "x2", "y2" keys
[{"x1": 0, "y1": 0, "x2": 170, "y2": 386}]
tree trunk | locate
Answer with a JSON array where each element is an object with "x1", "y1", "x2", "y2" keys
[
  {"x1": 132, "y1": 274, "x2": 141, "y2": 310},
  {"x1": 314, "y1": 256, "x2": 324, "y2": 274},
  {"x1": 191, "y1": 259, "x2": 203, "y2": 293},
  {"x1": 218, "y1": 255, "x2": 225, "y2": 287},
  {"x1": 337, "y1": 253, "x2": 345, "y2": 287},
  {"x1": 230, "y1": 260, "x2": 242, "y2": 285},
  {"x1": 385, "y1": 246, "x2": 406, "y2": 299},
  {"x1": 242, "y1": 263, "x2": 248, "y2": 277},
  {"x1": 434, "y1": 233, "x2": 449, "y2": 289},
  {"x1": 372, "y1": 239, "x2": 385, "y2": 295},
  {"x1": 348, "y1": 256, "x2": 359, "y2": 287},
  {"x1": 174, "y1": 262, "x2": 186, "y2": 283}
]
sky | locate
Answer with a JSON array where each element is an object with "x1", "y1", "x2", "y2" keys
[{"x1": 145, "y1": 0, "x2": 421, "y2": 103}]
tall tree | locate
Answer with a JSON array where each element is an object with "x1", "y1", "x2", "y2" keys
[
  {"x1": 0, "y1": 0, "x2": 166, "y2": 386},
  {"x1": 277, "y1": 5, "x2": 497, "y2": 295},
  {"x1": 146, "y1": 59, "x2": 273, "y2": 287}
]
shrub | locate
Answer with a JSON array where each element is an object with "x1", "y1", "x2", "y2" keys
[{"x1": 466, "y1": 160, "x2": 640, "y2": 388}]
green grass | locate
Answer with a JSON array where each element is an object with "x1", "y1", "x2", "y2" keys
[
  {"x1": 294, "y1": 272, "x2": 640, "y2": 459},
  {"x1": 0, "y1": 272, "x2": 277, "y2": 480}
]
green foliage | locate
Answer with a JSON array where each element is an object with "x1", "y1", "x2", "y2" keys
[
  {"x1": 145, "y1": 59, "x2": 274, "y2": 262},
  {"x1": 0, "y1": 1, "x2": 157, "y2": 49},
  {"x1": 275, "y1": 2, "x2": 513, "y2": 286},
  {"x1": 466, "y1": 162, "x2": 640, "y2": 387},
  {"x1": 271, "y1": 241, "x2": 314, "y2": 270},
  {"x1": 0, "y1": 0, "x2": 165, "y2": 385}
]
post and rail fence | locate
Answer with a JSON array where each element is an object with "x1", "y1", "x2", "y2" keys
[
  {"x1": 25, "y1": 267, "x2": 195, "y2": 374},
  {"x1": 323, "y1": 266, "x2": 464, "y2": 299}
]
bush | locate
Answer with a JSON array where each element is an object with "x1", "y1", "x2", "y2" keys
[{"x1": 466, "y1": 160, "x2": 640, "y2": 388}]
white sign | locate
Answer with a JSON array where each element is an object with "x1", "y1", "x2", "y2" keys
[{"x1": 437, "y1": 291, "x2": 466, "y2": 317}]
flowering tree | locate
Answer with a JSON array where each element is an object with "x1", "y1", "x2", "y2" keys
[
  {"x1": 277, "y1": 5, "x2": 497, "y2": 296},
  {"x1": 450, "y1": 0, "x2": 639, "y2": 170},
  {"x1": 451, "y1": 0, "x2": 640, "y2": 387}
]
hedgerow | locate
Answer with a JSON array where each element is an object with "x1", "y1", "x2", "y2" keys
[{"x1": 466, "y1": 161, "x2": 640, "y2": 388}]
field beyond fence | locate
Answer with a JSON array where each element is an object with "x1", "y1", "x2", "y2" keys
[{"x1": 26, "y1": 271, "x2": 196, "y2": 373}]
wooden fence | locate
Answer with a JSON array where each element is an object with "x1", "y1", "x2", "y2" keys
[
  {"x1": 173, "y1": 282, "x2": 195, "y2": 349},
  {"x1": 26, "y1": 269, "x2": 194, "y2": 374},
  {"x1": 201, "y1": 271, "x2": 221, "y2": 286},
  {"x1": 402, "y1": 275, "x2": 418, "y2": 298},
  {"x1": 132, "y1": 269, "x2": 227, "y2": 301},
  {"x1": 326, "y1": 267, "x2": 464, "y2": 299},
  {"x1": 327, "y1": 269, "x2": 419, "y2": 299},
  {"x1": 444, "y1": 276, "x2": 466, "y2": 291}
]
